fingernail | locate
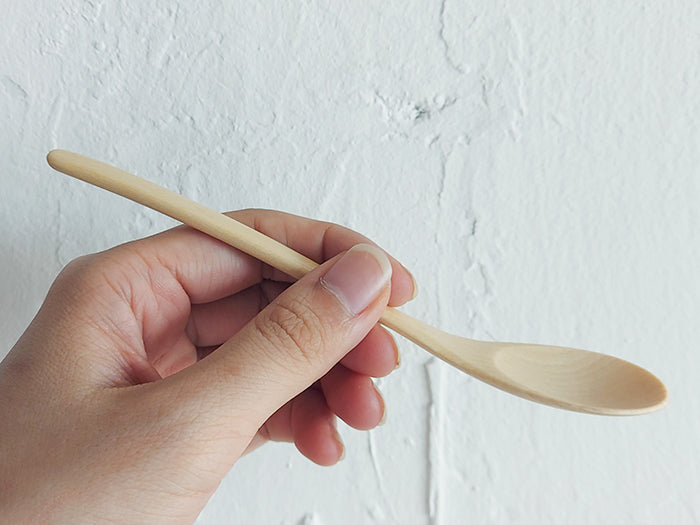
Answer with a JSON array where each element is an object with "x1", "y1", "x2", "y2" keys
[
  {"x1": 333, "y1": 427, "x2": 346, "y2": 462},
  {"x1": 337, "y1": 442, "x2": 346, "y2": 462},
  {"x1": 378, "y1": 393, "x2": 388, "y2": 426},
  {"x1": 321, "y1": 244, "x2": 392, "y2": 315},
  {"x1": 409, "y1": 271, "x2": 419, "y2": 300}
]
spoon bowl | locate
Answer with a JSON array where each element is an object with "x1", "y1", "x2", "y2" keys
[
  {"x1": 46, "y1": 149, "x2": 669, "y2": 416},
  {"x1": 380, "y1": 308, "x2": 667, "y2": 415},
  {"x1": 491, "y1": 343, "x2": 667, "y2": 414}
]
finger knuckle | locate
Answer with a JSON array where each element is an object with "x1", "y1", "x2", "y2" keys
[
  {"x1": 255, "y1": 298, "x2": 328, "y2": 367},
  {"x1": 50, "y1": 254, "x2": 102, "y2": 301},
  {"x1": 56, "y1": 254, "x2": 94, "y2": 283}
]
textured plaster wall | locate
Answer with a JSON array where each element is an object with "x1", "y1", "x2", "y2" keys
[{"x1": 1, "y1": 2, "x2": 699, "y2": 524}]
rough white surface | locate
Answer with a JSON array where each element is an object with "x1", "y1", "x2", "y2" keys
[{"x1": 1, "y1": 2, "x2": 698, "y2": 523}]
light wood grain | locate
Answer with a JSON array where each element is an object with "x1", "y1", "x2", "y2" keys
[{"x1": 47, "y1": 149, "x2": 668, "y2": 415}]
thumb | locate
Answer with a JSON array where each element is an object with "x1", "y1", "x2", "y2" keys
[{"x1": 175, "y1": 243, "x2": 392, "y2": 432}]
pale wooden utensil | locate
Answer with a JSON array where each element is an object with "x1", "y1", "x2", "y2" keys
[{"x1": 46, "y1": 150, "x2": 668, "y2": 415}]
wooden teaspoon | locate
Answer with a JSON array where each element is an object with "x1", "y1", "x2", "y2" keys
[{"x1": 46, "y1": 150, "x2": 668, "y2": 415}]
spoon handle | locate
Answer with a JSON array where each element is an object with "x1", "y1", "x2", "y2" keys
[
  {"x1": 48, "y1": 150, "x2": 320, "y2": 280},
  {"x1": 47, "y1": 150, "x2": 420, "y2": 336}
]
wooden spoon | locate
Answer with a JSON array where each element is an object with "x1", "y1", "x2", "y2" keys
[{"x1": 46, "y1": 150, "x2": 668, "y2": 415}]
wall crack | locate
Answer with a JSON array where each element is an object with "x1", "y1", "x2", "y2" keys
[{"x1": 438, "y1": 0, "x2": 467, "y2": 75}]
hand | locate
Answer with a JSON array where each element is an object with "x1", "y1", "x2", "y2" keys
[{"x1": 0, "y1": 209, "x2": 416, "y2": 523}]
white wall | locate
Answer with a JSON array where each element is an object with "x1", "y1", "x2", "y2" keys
[{"x1": 2, "y1": 2, "x2": 698, "y2": 523}]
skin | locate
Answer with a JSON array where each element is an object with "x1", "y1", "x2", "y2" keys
[{"x1": 0, "y1": 209, "x2": 416, "y2": 523}]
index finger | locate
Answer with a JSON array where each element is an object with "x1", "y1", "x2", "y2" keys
[{"x1": 124, "y1": 208, "x2": 417, "y2": 306}]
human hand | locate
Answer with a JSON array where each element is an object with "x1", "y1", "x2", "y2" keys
[{"x1": 0, "y1": 209, "x2": 416, "y2": 523}]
